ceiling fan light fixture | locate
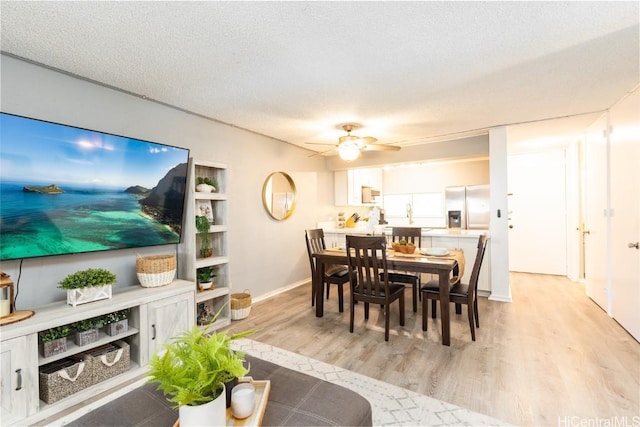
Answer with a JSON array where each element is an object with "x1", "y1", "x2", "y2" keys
[{"x1": 338, "y1": 143, "x2": 360, "y2": 161}]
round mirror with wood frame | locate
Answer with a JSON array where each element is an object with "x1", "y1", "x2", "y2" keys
[{"x1": 262, "y1": 172, "x2": 296, "y2": 221}]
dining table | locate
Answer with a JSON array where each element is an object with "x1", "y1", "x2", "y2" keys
[{"x1": 312, "y1": 247, "x2": 460, "y2": 346}]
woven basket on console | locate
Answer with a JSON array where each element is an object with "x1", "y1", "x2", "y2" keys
[
  {"x1": 136, "y1": 255, "x2": 176, "y2": 288},
  {"x1": 230, "y1": 291, "x2": 252, "y2": 320}
]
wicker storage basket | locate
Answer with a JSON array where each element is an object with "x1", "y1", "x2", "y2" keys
[
  {"x1": 39, "y1": 355, "x2": 93, "y2": 404},
  {"x1": 83, "y1": 341, "x2": 130, "y2": 385},
  {"x1": 230, "y1": 291, "x2": 252, "y2": 320},
  {"x1": 136, "y1": 255, "x2": 176, "y2": 288}
]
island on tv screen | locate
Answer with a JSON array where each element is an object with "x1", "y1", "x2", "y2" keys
[{"x1": 0, "y1": 112, "x2": 190, "y2": 261}]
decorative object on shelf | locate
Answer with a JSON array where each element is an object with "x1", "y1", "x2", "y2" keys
[
  {"x1": 197, "y1": 302, "x2": 213, "y2": 326},
  {"x1": 104, "y1": 309, "x2": 130, "y2": 336},
  {"x1": 58, "y1": 268, "x2": 116, "y2": 307},
  {"x1": 262, "y1": 171, "x2": 296, "y2": 221},
  {"x1": 197, "y1": 266, "x2": 216, "y2": 291},
  {"x1": 196, "y1": 176, "x2": 217, "y2": 193},
  {"x1": 0, "y1": 271, "x2": 34, "y2": 325},
  {"x1": 147, "y1": 308, "x2": 253, "y2": 427},
  {"x1": 196, "y1": 200, "x2": 215, "y2": 224},
  {"x1": 230, "y1": 290, "x2": 252, "y2": 320},
  {"x1": 195, "y1": 215, "x2": 213, "y2": 258},
  {"x1": 136, "y1": 254, "x2": 176, "y2": 288},
  {"x1": 38, "y1": 325, "x2": 71, "y2": 358},
  {"x1": 72, "y1": 317, "x2": 104, "y2": 346}
]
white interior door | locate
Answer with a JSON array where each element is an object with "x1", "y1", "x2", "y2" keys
[
  {"x1": 584, "y1": 115, "x2": 610, "y2": 311},
  {"x1": 609, "y1": 89, "x2": 640, "y2": 341},
  {"x1": 507, "y1": 150, "x2": 567, "y2": 275}
]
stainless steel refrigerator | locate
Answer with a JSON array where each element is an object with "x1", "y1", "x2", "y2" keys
[{"x1": 445, "y1": 185, "x2": 490, "y2": 229}]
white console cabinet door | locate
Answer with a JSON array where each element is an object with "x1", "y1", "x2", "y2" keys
[
  {"x1": 0, "y1": 334, "x2": 39, "y2": 425},
  {"x1": 146, "y1": 292, "x2": 195, "y2": 359}
]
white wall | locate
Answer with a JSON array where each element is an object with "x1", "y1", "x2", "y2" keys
[
  {"x1": 383, "y1": 159, "x2": 489, "y2": 194},
  {"x1": 0, "y1": 55, "x2": 332, "y2": 308}
]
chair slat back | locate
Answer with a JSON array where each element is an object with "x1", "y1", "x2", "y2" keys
[
  {"x1": 346, "y1": 235, "x2": 389, "y2": 299},
  {"x1": 467, "y1": 234, "x2": 488, "y2": 301},
  {"x1": 391, "y1": 227, "x2": 422, "y2": 247},
  {"x1": 305, "y1": 229, "x2": 326, "y2": 275}
]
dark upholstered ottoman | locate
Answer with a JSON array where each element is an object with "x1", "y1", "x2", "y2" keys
[{"x1": 67, "y1": 355, "x2": 372, "y2": 426}]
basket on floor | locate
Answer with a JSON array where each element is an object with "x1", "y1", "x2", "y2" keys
[
  {"x1": 136, "y1": 255, "x2": 176, "y2": 288},
  {"x1": 231, "y1": 290, "x2": 252, "y2": 320}
]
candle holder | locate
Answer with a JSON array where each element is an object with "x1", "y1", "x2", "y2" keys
[{"x1": 0, "y1": 272, "x2": 35, "y2": 326}]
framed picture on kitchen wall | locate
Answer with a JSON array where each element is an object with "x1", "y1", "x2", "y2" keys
[{"x1": 196, "y1": 200, "x2": 214, "y2": 223}]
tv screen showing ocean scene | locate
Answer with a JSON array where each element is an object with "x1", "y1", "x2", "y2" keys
[{"x1": 0, "y1": 112, "x2": 190, "y2": 261}]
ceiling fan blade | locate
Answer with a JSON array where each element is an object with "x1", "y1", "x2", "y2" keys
[
  {"x1": 308, "y1": 147, "x2": 337, "y2": 157},
  {"x1": 363, "y1": 144, "x2": 401, "y2": 152},
  {"x1": 305, "y1": 142, "x2": 337, "y2": 146}
]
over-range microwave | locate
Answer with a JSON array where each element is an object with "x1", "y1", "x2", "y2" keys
[{"x1": 362, "y1": 186, "x2": 381, "y2": 204}]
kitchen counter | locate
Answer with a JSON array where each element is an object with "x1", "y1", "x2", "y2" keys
[{"x1": 322, "y1": 226, "x2": 489, "y2": 239}]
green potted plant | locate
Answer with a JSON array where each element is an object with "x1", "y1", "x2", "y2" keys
[
  {"x1": 58, "y1": 268, "x2": 116, "y2": 306},
  {"x1": 147, "y1": 309, "x2": 252, "y2": 427},
  {"x1": 72, "y1": 316, "x2": 105, "y2": 346},
  {"x1": 196, "y1": 176, "x2": 217, "y2": 193},
  {"x1": 104, "y1": 308, "x2": 130, "y2": 336},
  {"x1": 195, "y1": 216, "x2": 212, "y2": 258},
  {"x1": 197, "y1": 266, "x2": 216, "y2": 291},
  {"x1": 39, "y1": 325, "x2": 71, "y2": 358}
]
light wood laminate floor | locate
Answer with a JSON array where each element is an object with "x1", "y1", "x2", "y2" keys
[{"x1": 227, "y1": 272, "x2": 640, "y2": 426}]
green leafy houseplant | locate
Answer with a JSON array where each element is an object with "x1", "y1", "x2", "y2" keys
[
  {"x1": 39, "y1": 325, "x2": 71, "y2": 343},
  {"x1": 195, "y1": 215, "x2": 212, "y2": 257},
  {"x1": 197, "y1": 267, "x2": 216, "y2": 284},
  {"x1": 73, "y1": 316, "x2": 105, "y2": 332},
  {"x1": 104, "y1": 309, "x2": 129, "y2": 324},
  {"x1": 147, "y1": 310, "x2": 252, "y2": 408},
  {"x1": 58, "y1": 268, "x2": 116, "y2": 290}
]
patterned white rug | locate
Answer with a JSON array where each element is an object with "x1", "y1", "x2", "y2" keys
[{"x1": 232, "y1": 338, "x2": 510, "y2": 427}]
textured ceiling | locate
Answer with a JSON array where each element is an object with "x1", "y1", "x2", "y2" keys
[{"x1": 1, "y1": 1, "x2": 638, "y2": 155}]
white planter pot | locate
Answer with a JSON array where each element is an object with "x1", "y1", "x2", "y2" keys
[
  {"x1": 199, "y1": 281, "x2": 213, "y2": 290},
  {"x1": 196, "y1": 183, "x2": 216, "y2": 193},
  {"x1": 66, "y1": 285, "x2": 112, "y2": 307},
  {"x1": 178, "y1": 384, "x2": 226, "y2": 427}
]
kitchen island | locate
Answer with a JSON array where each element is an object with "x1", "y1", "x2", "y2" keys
[{"x1": 321, "y1": 226, "x2": 491, "y2": 294}]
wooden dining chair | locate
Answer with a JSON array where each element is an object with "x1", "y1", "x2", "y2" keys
[
  {"x1": 346, "y1": 235, "x2": 405, "y2": 341},
  {"x1": 385, "y1": 227, "x2": 422, "y2": 312},
  {"x1": 305, "y1": 229, "x2": 353, "y2": 313},
  {"x1": 421, "y1": 234, "x2": 488, "y2": 341}
]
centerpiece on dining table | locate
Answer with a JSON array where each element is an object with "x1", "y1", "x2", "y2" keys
[{"x1": 391, "y1": 239, "x2": 416, "y2": 254}]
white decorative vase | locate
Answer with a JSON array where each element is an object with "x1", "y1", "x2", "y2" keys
[
  {"x1": 178, "y1": 384, "x2": 226, "y2": 427},
  {"x1": 66, "y1": 285, "x2": 112, "y2": 307},
  {"x1": 196, "y1": 183, "x2": 216, "y2": 193}
]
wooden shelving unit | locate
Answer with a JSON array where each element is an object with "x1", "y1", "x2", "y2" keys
[{"x1": 179, "y1": 159, "x2": 231, "y2": 330}]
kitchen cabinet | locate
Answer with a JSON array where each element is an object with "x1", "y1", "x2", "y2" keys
[
  {"x1": 179, "y1": 159, "x2": 231, "y2": 331},
  {"x1": 0, "y1": 335, "x2": 39, "y2": 425},
  {"x1": 335, "y1": 168, "x2": 382, "y2": 206}
]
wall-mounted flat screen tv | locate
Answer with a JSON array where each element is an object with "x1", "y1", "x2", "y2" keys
[{"x1": 0, "y1": 112, "x2": 190, "y2": 261}]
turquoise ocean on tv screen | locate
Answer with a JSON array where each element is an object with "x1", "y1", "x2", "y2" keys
[{"x1": 0, "y1": 182, "x2": 179, "y2": 260}]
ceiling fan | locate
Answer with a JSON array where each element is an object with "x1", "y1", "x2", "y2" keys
[{"x1": 307, "y1": 124, "x2": 400, "y2": 161}]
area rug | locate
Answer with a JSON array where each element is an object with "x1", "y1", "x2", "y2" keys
[{"x1": 233, "y1": 338, "x2": 510, "y2": 427}]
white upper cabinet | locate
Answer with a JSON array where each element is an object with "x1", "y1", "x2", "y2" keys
[{"x1": 335, "y1": 168, "x2": 382, "y2": 206}]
